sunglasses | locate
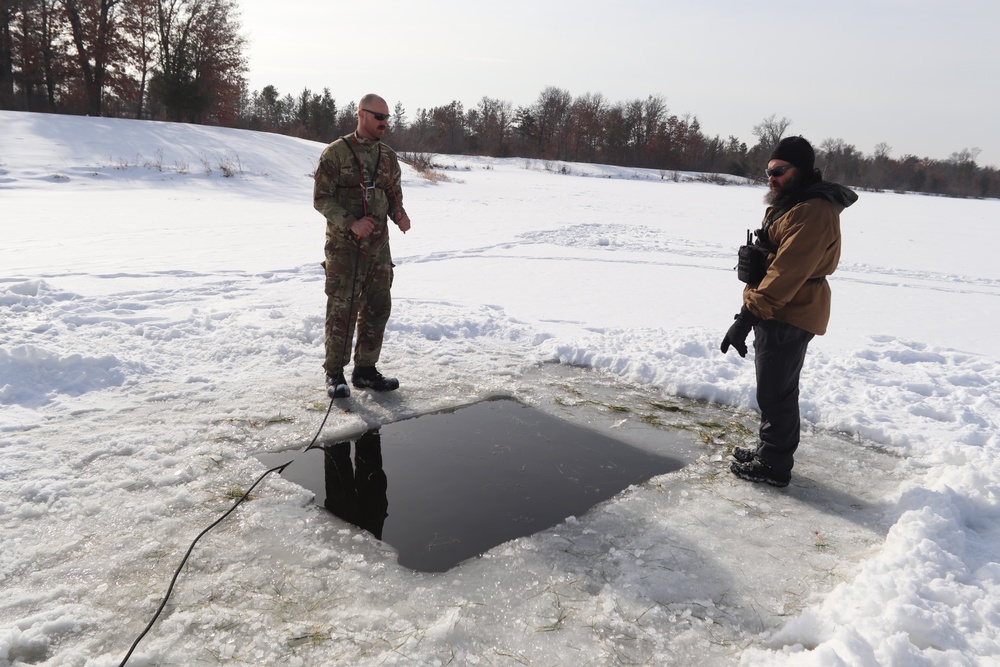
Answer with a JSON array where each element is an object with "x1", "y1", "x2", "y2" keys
[
  {"x1": 362, "y1": 109, "x2": 390, "y2": 122},
  {"x1": 765, "y1": 164, "x2": 794, "y2": 178}
]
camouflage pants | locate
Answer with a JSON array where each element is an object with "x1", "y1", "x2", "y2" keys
[{"x1": 324, "y1": 242, "x2": 393, "y2": 373}]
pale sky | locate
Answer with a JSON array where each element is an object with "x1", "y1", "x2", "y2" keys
[{"x1": 237, "y1": 0, "x2": 998, "y2": 167}]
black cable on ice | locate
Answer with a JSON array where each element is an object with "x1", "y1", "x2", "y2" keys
[{"x1": 118, "y1": 396, "x2": 336, "y2": 666}]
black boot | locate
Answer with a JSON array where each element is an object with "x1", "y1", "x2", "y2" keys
[
  {"x1": 730, "y1": 459, "x2": 790, "y2": 488},
  {"x1": 351, "y1": 366, "x2": 399, "y2": 392},
  {"x1": 326, "y1": 370, "x2": 350, "y2": 399}
]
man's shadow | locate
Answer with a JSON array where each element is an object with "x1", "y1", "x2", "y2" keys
[{"x1": 321, "y1": 429, "x2": 388, "y2": 539}]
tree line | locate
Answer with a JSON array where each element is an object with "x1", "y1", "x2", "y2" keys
[
  {"x1": 1, "y1": 0, "x2": 245, "y2": 123},
  {"x1": 2, "y1": 0, "x2": 996, "y2": 199}
]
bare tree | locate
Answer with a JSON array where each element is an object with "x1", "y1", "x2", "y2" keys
[
  {"x1": 640, "y1": 94, "x2": 667, "y2": 166},
  {"x1": 36, "y1": 0, "x2": 63, "y2": 109},
  {"x1": 949, "y1": 147, "x2": 981, "y2": 165},
  {"x1": 151, "y1": 0, "x2": 245, "y2": 123},
  {"x1": 819, "y1": 137, "x2": 861, "y2": 183},
  {"x1": 949, "y1": 147, "x2": 982, "y2": 192},
  {"x1": 533, "y1": 86, "x2": 571, "y2": 158},
  {"x1": 61, "y1": 0, "x2": 122, "y2": 116},
  {"x1": 4, "y1": 0, "x2": 66, "y2": 111},
  {"x1": 117, "y1": 0, "x2": 157, "y2": 117},
  {"x1": 623, "y1": 97, "x2": 644, "y2": 159},
  {"x1": 0, "y1": 0, "x2": 15, "y2": 103},
  {"x1": 752, "y1": 113, "x2": 792, "y2": 150},
  {"x1": 188, "y1": 0, "x2": 245, "y2": 124},
  {"x1": 869, "y1": 142, "x2": 892, "y2": 190},
  {"x1": 568, "y1": 91, "x2": 606, "y2": 163}
]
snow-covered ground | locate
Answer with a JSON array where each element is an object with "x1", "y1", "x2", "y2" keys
[{"x1": 1, "y1": 110, "x2": 999, "y2": 666}]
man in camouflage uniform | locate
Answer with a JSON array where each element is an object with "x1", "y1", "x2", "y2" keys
[{"x1": 314, "y1": 93, "x2": 411, "y2": 398}]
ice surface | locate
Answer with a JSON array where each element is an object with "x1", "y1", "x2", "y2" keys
[{"x1": 1, "y1": 111, "x2": 999, "y2": 666}]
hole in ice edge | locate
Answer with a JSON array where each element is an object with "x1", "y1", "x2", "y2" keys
[{"x1": 257, "y1": 398, "x2": 685, "y2": 573}]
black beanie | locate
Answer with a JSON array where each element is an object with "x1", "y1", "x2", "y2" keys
[{"x1": 769, "y1": 136, "x2": 815, "y2": 175}]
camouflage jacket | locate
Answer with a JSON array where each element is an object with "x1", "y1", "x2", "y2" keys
[{"x1": 313, "y1": 132, "x2": 407, "y2": 256}]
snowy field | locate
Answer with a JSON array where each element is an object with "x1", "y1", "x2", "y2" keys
[{"x1": 1, "y1": 110, "x2": 999, "y2": 666}]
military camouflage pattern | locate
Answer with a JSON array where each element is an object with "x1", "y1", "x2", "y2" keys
[
  {"x1": 323, "y1": 244, "x2": 394, "y2": 371},
  {"x1": 313, "y1": 132, "x2": 406, "y2": 257},
  {"x1": 314, "y1": 132, "x2": 406, "y2": 374}
]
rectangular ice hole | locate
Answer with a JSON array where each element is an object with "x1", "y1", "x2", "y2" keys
[{"x1": 257, "y1": 398, "x2": 684, "y2": 572}]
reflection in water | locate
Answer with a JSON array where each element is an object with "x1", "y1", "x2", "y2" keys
[
  {"x1": 321, "y1": 430, "x2": 388, "y2": 539},
  {"x1": 256, "y1": 399, "x2": 687, "y2": 572}
]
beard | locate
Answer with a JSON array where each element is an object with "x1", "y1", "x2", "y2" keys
[{"x1": 764, "y1": 171, "x2": 805, "y2": 206}]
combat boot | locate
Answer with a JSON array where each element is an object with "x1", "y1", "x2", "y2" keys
[
  {"x1": 730, "y1": 459, "x2": 790, "y2": 488},
  {"x1": 326, "y1": 370, "x2": 350, "y2": 399},
  {"x1": 351, "y1": 365, "x2": 399, "y2": 392}
]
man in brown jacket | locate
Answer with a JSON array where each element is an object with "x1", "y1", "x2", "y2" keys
[{"x1": 721, "y1": 136, "x2": 857, "y2": 487}]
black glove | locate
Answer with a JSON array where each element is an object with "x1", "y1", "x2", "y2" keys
[{"x1": 720, "y1": 306, "x2": 759, "y2": 357}]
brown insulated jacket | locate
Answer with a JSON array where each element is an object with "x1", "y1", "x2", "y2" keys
[{"x1": 744, "y1": 178, "x2": 858, "y2": 335}]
